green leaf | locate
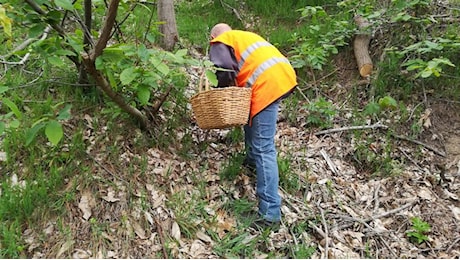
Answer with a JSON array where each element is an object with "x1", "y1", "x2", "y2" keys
[
  {"x1": 55, "y1": 0, "x2": 74, "y2": 11},
  {"x1": 45, "y1": 120, "x2": 63, "y2": 146},
  {"x1": 175, "y1": 49, "x2": 188, "y2": 57},
  {"x1": 120, "y1": 67, "x2": 138, "y2": 85},
  {"x1": 25, "y1": 122, "x2": 45, "y2": 146},
  {"x1": 55, "y1": 49, "x2": 76, "y2": 56},
  {"x1": 137, "y1": 85, "x2": 151, "y2": 105},
  {"x1": 47, "y1": 56, "x2": 65, "y2": 67},
  {"x1": 95, "y1": 56, "x2": 104, "y2": 70},
  {"x1": 378, "y1": 96, "x2": 398, "y2": 109},
  {"x1": 9, "y1": 119, "x2": 20, "y2": 128},
  {"x1": 0, "y1": 5, "x2": 12, "y2": 39},
  {"x1": 57, "y1": 104, "x2": 72, "y2": 120},
  {"x1": 0, "y1": 121, "x2": 5, "y2": 135},
  {"x1": 2, "y1": 98, "x2": 22, "y2": 119},
  {"x1": 0, "y1": 85, "x2": 9, "y2": 95},
  {"x1": 205, "y1": 70, "x2": 218, "y2": 86},
  {"x1": 364, "y1": 102, "x2": 381, "y2": 116},
  {"x1": 156, "y1": 62, "x2": 170, "y2": 76}
]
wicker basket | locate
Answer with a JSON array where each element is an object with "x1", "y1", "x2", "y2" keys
[{"x1": 190, "y1": 75, "x2": 251, "y2": 129}]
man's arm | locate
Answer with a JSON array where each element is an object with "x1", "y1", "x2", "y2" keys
[{"x1": 209, "y1": 43, "x2": 238, "y2": 87}]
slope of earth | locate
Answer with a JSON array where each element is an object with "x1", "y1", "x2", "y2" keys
[
  {"x1": 11, "y1": 23, "x2": 457, "y2": 257},
  {"x1": 21, "y1": 57, "x2": 460, "y2": 258}
]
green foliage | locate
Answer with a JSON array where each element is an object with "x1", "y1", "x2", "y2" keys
[
  {"x1": 212, "y1": 231, "x2": 259, "y2": 258},
  {"x1": 304, "y1": 97, "x2": 337, "y2": 129},
  {"x1": 406, "y1": 217, "x2": 431, "y2": 244},
  {"x1": 220, "y1": 152, "x2": 245, "y2": 181},
  {"x1": 289, "y1": 5, "x2": 355, "y2": 70},
  {"x1": 278, "y1": 156, "x2": 301, "y2": 193}
]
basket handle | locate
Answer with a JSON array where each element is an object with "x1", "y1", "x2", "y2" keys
[{"x1": 199, "y1": 73, "x2": 210, "y2": 92}]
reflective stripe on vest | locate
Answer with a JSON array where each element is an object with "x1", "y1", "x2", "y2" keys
[
  {"x1": 238, "y1": 41, "x2": 273, "y2": 70},
  {"x1": 237, "y1": 41, "x2": 291, "y2": 88},
  {"x1": 247, "y1": 57, "x2": 291, "y2": 87}
]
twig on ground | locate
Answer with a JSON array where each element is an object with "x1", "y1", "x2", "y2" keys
[
  {"x1": 392, "y1": 134, "x2": 446, "y2": 157},
  {"x1": 218, "y1": 0, "x2": 243, "y2": 22},
  {"x1": 320, "y1": 149, "x2": 338, "y2": 175},
  {"x1": 373, "y1": 183, "x2": 381, "y2": 214},
  {"x1": 154, "y1": 216, "x2": 169, "y2": 259},
  {"x1": 314, "y1": 122, "x2": 446, "y2": 157},
  {"x1": 378, "y1": 236, "x2": 398, "y2": 258},
  {"x1": 308, "y1": 221, "x2": 334, "y2": 246},
  {"x1": 314, "y1": 122, "x2": 388, "y2": 136},
  {"x1": 446, "y1": 236, "x2": 460, "y2": 254},
  {"x1": 398, "y1": 147, "x2": 423, "y2": 169},
  {"x1": 369, "y1": 201, "x2": 415, "y2": 221},
  {"x1": 318, "y1": 205, "x2": 329, "y2": 259},
  {"x1": 337, "y1": 201, "x2": 416, "y2": 230}
]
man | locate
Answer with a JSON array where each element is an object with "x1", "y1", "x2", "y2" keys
[{"x1": 209, "y1": 23, "x2": 297, "y2": 226}]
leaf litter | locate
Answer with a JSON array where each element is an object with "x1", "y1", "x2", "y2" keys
[{"x1": 20, "y1": 69, "x2": 460, "y2": 259}]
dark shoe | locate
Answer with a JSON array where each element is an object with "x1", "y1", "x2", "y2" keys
[{"x1": 251, "y1": 218, "x2": 280, "y2": 231}]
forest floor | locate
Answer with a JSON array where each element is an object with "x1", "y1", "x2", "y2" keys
[{"x1": 20, "y1": 50, "x2": 460, "y2": 259}]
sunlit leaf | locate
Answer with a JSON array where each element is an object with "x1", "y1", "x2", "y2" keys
[
  {"x1": 378, "y1": 96, "x2": 398, "y2": 109},
  {"x1": 2, "y1": 98, "x2": 22, "y2": 119},
  {"x1": 120, "y1": 67, "x2": 138, "y2": 85},
  {"x1": 205, "y1": 70, "x2": 218, "y2": 86},
  {"x1": 57, "y1": 104, "x2": 72, "y2": 120},
  {"x1": 55, "y1": 0, "x2": 74, "y2": 11},
  {"x1": 45, "y1": 120, "x2": 63, "y2": 146},
  {"x1": 137, "y1": 85, "x2": 151, "y2": 105}
]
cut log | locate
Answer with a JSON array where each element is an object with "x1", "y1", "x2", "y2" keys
[{"x1": 353, "y1": 16, "x2": 373, "y2": 77}]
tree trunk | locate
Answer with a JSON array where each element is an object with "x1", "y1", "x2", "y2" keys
[
  {"x1": 353, "y1": 16, "x2": 373, "y2": 78},
  {"x1": 78, "y1": 0, "x2": 93, "y2": 86},
  {"x1": 157, "y1": 0, "x2": 179, "y2": 51}
]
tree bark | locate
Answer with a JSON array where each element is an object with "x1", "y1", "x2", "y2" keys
[
  {"x1": 353, "y1": 16, "x2": 373, "y2": 78},
  {"x1": 157, "y1": 0, "x2": 179, "y2": 51},
  {"x1": 78, "y1": 0, "x2": 93, "y2": 85}
]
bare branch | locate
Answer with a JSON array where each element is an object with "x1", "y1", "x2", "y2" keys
[
  {"x1": 314, "y1": 122, "x2": 388, "y2": 136},
  {"x1": 93, "y1": 0, "x2": 120, "y2": 58}
]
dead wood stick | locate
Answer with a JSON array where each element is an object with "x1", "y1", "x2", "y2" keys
[
  {"x1": 446, "y1": 236, "x2": 460, "y2": 253},
  {"x1": 320, "y1": 149, "x2": 338, "y2": 175},
  {"x1": 373, "y1": 183, "x2": 381, "y2": 213},
  {"x1": 151, "y1": 84, "x2": 174, "y2": 115},
  {"x1": 398, "y1": 147, "x2": 423, "y2": 169},
  {"x1": 154, "y1": 216, "x2": 169, "y2": 259},
  {"x1": 314, "y1": 122, "x2": 388, "y2": 136},
  {"x1": 218, "y1": 0, "x2": 243, "y2": 22},
  {"x1": 318, "y1": 206, "x2": 329, "y2": 259},
  {"x1": 369, "y1": 201, "x2": 415, "y2": 221},
  {"x1": 337, "y1": 201, "x2": 416, "y2": 229},
  {"x1": 308, "y1": 221, "x2": 335, "y2": 247},
  {"x1": 392, "y1": 134, "x2": 446, "y2": 157}
]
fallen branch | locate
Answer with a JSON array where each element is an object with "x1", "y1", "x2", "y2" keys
[
  {"x1": 218, "y1": 0, "x2": 243, "y2": 22},
  {"x1": 314, "y1": 122, "x2": 388, "y2": 136},
  {"x1": 314, "y1": 122, "x2": 446, "y2": 157},
  {"x1": 369, "y1": 201, "x2": 416, "y2": 221},
  {"x1": 318, "y1": 205, "x2": 330, "y2": 259},
  {"x1": 337, "y1": 201, "x2": 416, "y2": 230},
  {"x1": 392, "y1": 134, "x2": 446, "y2": 157},
  {"x1": 320, "y1": 149, "x2": 338, "y2": 175},
  {"x1": 154, "y1": 216, "x2": 169, "y2": 259}
]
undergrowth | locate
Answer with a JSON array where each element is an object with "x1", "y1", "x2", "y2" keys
[{"x1": 1, "y1": 0, "x2": 460, "y2": 258}]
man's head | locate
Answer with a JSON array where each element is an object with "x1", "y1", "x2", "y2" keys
[{"x1": 210, "y1": 23, "x2": 232, "y2": 39}]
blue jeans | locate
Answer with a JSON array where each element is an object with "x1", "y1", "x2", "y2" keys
[{"x1": 244, "y1": 100, "x2": 281, "y2": 222}]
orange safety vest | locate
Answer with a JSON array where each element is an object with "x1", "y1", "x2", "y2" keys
[{"x1": 210, "y1": 30, "x2": 297, "y2": 120}]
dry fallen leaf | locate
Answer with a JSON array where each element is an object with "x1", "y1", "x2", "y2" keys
[
  {"x1": 56, "y1": 240, "x2": 74, "y2": 258},
  {"x1": 78, "y1": 191, "x2": 94, "y2": 220},
  {"x1": 171, "y1": 221, "x2": 181, "y2": 241}
]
